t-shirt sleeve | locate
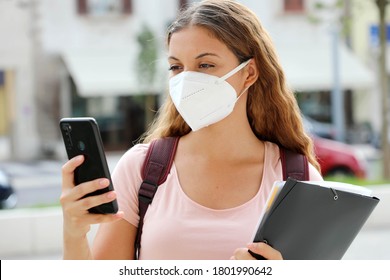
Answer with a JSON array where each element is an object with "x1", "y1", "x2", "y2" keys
[{"x1": 111, "y1": 143, "x2": 149, "y2": 227}]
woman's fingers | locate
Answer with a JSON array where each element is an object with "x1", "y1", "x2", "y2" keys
[
  {"x1": 61, "y1": 178, "x2": 102, "y2": 207},
  {"x1": 72, "y1": 178, "x2": 110, "y2": 201},
  {"x1": 61, "y1": 155, "x2": 84, "y2": 191},
  {"x1": 72, "y1": 188, "x2": 116, "y2": 213},
  {"x1": 231, "y1": 247, "x2": 251, "y2": 260},
  {"x1": 60, "y1": 156, "x2": 123, "y2": 240},
  {"x1": 247, "y1": 242, "x2": 283, "y2": 260},
  {"x1": 231, "y1": 242, "x2": 283, "y2": 260}
]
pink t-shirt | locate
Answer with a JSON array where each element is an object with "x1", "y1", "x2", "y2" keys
[{"x1": 112, "y1": 141, "x2": 323, "y2": 260}]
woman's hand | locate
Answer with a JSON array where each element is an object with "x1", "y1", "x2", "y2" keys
[
  {"x1": 231, "y1": 242, "x2": 283, "y2": 260},
  {"x1": 60, "y1": 155, "x2": 123, "y2": 239}
]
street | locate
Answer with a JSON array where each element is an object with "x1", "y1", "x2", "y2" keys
[
  {"x1": 0, "y1": 153, "x2": 122, "y2": 209},
  {"x1": 0, "y1": 159, "x2": 63, "y2": 208}
]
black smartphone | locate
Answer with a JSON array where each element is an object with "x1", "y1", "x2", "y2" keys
[{"x1": 59, "y1": 117, "x2": 118, "y2": 214}]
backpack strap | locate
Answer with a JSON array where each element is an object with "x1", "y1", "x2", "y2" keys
[
  {"x1": 279, "y1": 146, "x2": 309, "y2": 181},
  {"x1": 135, "y1": 136, "x2": 179, "y2": 259}
]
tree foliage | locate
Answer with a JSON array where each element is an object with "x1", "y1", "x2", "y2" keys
[{"x1": 137, "y1": 24, "x2": 158, "y2": 91}]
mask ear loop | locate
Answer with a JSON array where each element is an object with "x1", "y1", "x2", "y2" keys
[
  {"x1": 217, "y1": 59, "x2": 251, "y2": 84},
  {"x1": 234, "y1": 85, "x2": 251, "y2": 105}
]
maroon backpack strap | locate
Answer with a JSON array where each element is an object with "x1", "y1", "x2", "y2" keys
[
  {"x1": 135, "y1": 136, "x2": 179, "y2": 259},
  {"x1": 279, "y1": 146, "x2": 309, "y2": 181}
]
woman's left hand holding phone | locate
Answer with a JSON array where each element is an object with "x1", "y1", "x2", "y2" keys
[{"x1": 60, "y1": 155, "x2": 123, "y2": 259}]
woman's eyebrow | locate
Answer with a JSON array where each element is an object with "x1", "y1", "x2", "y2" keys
[
  {"x1": 168, "y1": 56, "x2": 180, "y2": 61},
  {"x1": 195, "y1": 52, "x2": 220, "y2": 59},
  {"x1": 168, "y1": 53, "x2": 221, "y2": 61}
]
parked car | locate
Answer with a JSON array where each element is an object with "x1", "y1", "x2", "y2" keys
[
  {"x1": 302, "y1": 115, "x2": 368, "y2": 178},
  {"x1": 312, "y1": 136, "x2": 367, "y2": 178},
  {"x1": 0, "y1": 168, "x2": 17, "y2": 209},
  {"x1": 302, "y1": 115, "x2": 337, "y2": 140}
]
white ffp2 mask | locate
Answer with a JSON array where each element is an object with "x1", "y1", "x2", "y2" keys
[{"x1": 169, "y1": 60, "x2": 250, "y2": 131}]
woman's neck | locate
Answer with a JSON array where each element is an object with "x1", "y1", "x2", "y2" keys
[{"x1": 180, "y1": 116, "x2": 263, "y2": 162}]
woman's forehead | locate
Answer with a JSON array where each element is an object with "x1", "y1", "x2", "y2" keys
[{"x1": 168, "y1": 26, "x2": 231, "y2": 58}]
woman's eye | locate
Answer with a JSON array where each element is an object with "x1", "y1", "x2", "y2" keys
[
  {"x1": 168, "y1": 65, "x2": 182, "y2": 72},
  {"x1": 199, "y1": 63, "x2": 215, "y2": 69}
]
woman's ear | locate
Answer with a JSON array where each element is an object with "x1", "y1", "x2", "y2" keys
[{"x1": 244, "y1": 59, "x2": 259, "y2": 88}]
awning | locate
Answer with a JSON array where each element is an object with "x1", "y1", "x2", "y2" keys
[
  {"x1": 274, "y1": 41, "x2": 375, "y2": 91},
  {"x1": 62, "y1": 49, "x2": 166, "y2": 97}
]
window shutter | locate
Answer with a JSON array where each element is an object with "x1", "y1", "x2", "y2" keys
[
  {"x1": 77, "y1": 0, "x2": 88, "y2": 14},
  {"x1": 284, "y1": 0, "x2": 304, "y2": 12},
  {"x1": 122, "y1": 0, "x2": 132, "y2": 14}
]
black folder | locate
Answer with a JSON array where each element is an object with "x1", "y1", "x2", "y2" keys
[{"x1": 252, "y1": 178, "x2": 380, "y2": 260}]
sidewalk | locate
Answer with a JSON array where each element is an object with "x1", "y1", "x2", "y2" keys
[{"x1": 0, "y1": 217, "x2": 390, "y2": 260}]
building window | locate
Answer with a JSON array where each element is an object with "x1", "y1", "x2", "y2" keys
[
  {"x1": 77, "y1": 0, "x2": 88, "y2": 14},
  {"x1": 0, "y1": 71, "x2": 4, "y2": 86},
  {"x1": 122, "y1": 0, "x2": 132, "y2": 14},
  {"x1": 284, "y1": 0, "x2": 304, "y2": 12},
  {"x1": 77, "y1": 0, "x2": 132, "y2": 16}
]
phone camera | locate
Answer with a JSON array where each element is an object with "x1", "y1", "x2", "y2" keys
[
  {"x1": 62, "y1": 123, "x2": 72, "y2": 132},
  {"x1": 77, "y1": 141, "x2": 86, "y2": 151}
]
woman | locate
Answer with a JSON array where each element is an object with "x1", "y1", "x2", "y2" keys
[{"x1": 61, "y1": 0, "x2": 323, "y2": 260}]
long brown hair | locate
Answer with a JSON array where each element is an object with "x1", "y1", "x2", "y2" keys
[{"x1": 142, "y1": 0, "x2": 319, "y2": 170}]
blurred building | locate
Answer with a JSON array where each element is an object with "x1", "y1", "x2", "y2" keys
[
  {"x1": 0, "y1": 0, "x2": 383, "y2": 160},
  {"x1": 0, "y1": 0, "x2": 180, "y2": 160},
  {"x1": 0, "y1": 0, "x2": 39, "y2": 160},
  {"x1": 240, "y1": 0, "x2": 378, "y2": 144},
  {"x1": 349, "y1": 0, "x2": 390, "y2": 143}
]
